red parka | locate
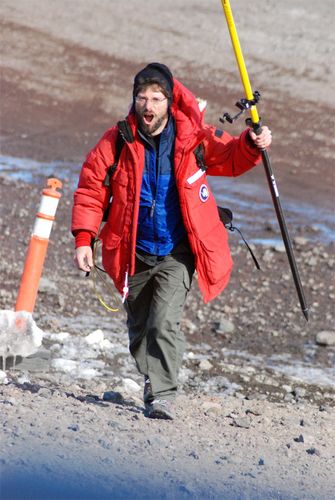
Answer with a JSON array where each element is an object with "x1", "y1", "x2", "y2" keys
[{"x1": 72, "y1": 79, "x2": 261, "y2": 303}]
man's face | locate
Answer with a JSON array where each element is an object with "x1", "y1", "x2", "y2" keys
[{"x1": 135, "y1": 84, "x2": 169, "y2": 136}]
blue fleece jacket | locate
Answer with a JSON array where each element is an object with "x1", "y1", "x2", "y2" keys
[{"x1": 136, "y1": 118, "x2": 186, "y2": 255}]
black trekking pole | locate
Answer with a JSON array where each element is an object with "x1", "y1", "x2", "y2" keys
[{"x1": 220, "y1": 0, "x2": 309, "y2": 321}]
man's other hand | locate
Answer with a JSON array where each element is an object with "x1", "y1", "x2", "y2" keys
[{"x1": 74, "y1": 246, "x2": 93, "y2": 272}]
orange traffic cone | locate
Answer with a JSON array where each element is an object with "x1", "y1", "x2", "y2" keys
[{"x1": 15, "y1": 178, "x2": 63, "y2": 313}]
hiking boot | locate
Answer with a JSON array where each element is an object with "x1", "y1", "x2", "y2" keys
[
  {"x1": 143, "y1": 376, "x2": 153, "y2": 408},
  {"x1": 147, "y1": 399, "x2": 174, "y2": 420}
]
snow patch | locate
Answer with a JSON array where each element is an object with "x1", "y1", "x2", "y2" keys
[{"x1": 0, "y1": 310, "x2": 43, "y2": 370}]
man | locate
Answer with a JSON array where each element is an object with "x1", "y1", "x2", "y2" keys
[{"x1": 72, "y1": 63, "x2": 272, "y2": 420}]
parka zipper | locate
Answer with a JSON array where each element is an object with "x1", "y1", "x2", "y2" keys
[{"x1": 150, "y1": 199, "x2": 156, "y2": 218}]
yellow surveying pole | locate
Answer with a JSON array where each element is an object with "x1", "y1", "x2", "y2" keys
[
  {"x1": 221, "y1": 0, "x2": 260, "y2": 125},
  {"x1": 220, "y1": 0, "x2": 309, "y2": 320}
]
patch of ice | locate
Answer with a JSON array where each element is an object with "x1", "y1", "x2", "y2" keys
[
  {"x1": 44, "y1": 332, "x2": 70, "y2": 342},
  {"x1": 0, "y1": 310, "x2": 43, "y2": 369},
  {"x1": 85, "y1": 329, "x2": 104, "y2": 345},
  {"x1": 272, "y1": 364, "x2": 335, "y2": 388},
  {"x1": 51, "y1": 358, "x2": 105, "y2": 380},
  {"x1": 78, "y1": 367, "x2": 100, "y2": 379},
  {"x1": 102, "y1": 339, "x2": 113, "y2": 349},
  {"x1": 52, "y1": 358, "x2": 77, "y2": 373},
  {"x1": 221, "y1": 348, "x2": 335, "y2": 388},
  {"x1": 0, "y1": 370, "x2": 9, "y2": 384}
]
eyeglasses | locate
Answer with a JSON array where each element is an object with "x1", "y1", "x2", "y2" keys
[{"x1": 135, "y1": 96, "x2": 167, "y2": 106}]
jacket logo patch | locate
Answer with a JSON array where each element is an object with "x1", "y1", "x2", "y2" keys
[{"x1": 199, "y1": 184, "x2": 209, "y2": 202}]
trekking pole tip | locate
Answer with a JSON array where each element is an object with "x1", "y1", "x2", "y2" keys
[{"x1": 302, "y1": 308, "x2": 309, "y2": 322}]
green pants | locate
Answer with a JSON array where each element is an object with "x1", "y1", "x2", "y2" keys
[{"x1": 124, "y1": 249, "x2": 194, "y2": 401}]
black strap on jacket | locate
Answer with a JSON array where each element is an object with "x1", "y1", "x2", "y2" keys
[
  {"x1": 102, "y1": 120, "x2": 133, "y2": 222},
  {"x1": 103, "y1": 120, "x2": 134, "y2": 188}
]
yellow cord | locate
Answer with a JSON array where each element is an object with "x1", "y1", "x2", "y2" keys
[{"x1": 91, "y1": 239, "x2": 120, "y2": 312}]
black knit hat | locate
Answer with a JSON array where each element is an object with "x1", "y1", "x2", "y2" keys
[{"x1": 133, "y1": 63, "x2": 174, "y2": 102}]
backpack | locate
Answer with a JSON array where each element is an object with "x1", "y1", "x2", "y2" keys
[{"x1": 103, "y1": 121, "x2": 260, "y2": 269}]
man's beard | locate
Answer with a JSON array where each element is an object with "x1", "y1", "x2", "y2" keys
[{"x1": 137, "y1": 113, "x2": 166, "y2": 137}]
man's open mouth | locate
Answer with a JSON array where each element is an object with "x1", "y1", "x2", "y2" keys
[{"x1": 143, "y1": 113, "x2": 154, "y2": 124}]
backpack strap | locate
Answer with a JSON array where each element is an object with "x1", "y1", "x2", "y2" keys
[
  {"x1": 103, "y1": 120, "x2": 134, "y2": 187},
  {"x1": 193, "y1": 143, "x2": 207, "y2": 171},
  {"x1": 102, "y1": 120, "x2": 134, "y2": 222},
  {"x1": 118, "y1": 119, "x2": 134, "y2": 143}
]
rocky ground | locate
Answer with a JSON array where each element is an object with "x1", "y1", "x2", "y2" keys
[{"x1": 1, "y1": 1, "x2": 335, "y2": 499}]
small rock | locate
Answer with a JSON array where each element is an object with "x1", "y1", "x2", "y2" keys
[
  {"x1": 122, "y1": 378, "x2": 141, "y2": 392},
  {"x1": 273, "y1": 243, "x2": 285, "y2": 253},
  {"x1": 98, "y1": 439, "x2": 111, "y2": 450},
  {"x1": 258, "y1": 458, "x2": 265, "y2": 466},
  {"x1": 201, "y1": 401, "x2": 222, "y2": 414},
  {"x1": 103, "y1": 391, "x2": 124, "y2": 404},
  {"x1": 283, "y1": 393, "x2": 294, "y2": 402},
  {"x1": 213, "y1": 318, "x2": 235, "y2": 334},
  {"x1": 306, "y1": 447, "x2": 320, "y2": 456},
  {"x1": 307, "y1": 256, "x2": 318, "y2": 267},
  {"x1": 20, "y1": 382, "x2": 41, "y2": 393},
  {"x1": 199, "y1": 359, "x2": 213, "y2": 371},
  {"x1": 293, "y1": 387, "x2": 306, "y2": 399},
  {"x1": 1, "y1": 398, "x2": 16, "y2": 406},
  {"x1": 245, "y1": 409, "x2": 262, "y2": 417},
  {"x1": 85, "y1": 394, "x2": 100, "y2": 403},
  {"x1": 189, "y1": 451, "x2": 199, "y2": 460},
  {"x1": 315, "y1": 331, "x2": 335, "y2": 346},
  {"x1": 52, "y1": 390, "x2": 64, "y2": 398},
  {"x1": 263, "y1": 249, "x2": 274, "y2": 262},
  {"x1": 85, "y1": 329, "x2": 104, "y2": 345},
  {"x1": 182, "y1": 319, "x2": 197, "y2": 334},
  {"x1": 178, "y1": 484, "x2": 193, "y2": 496},
  {"x1": 39, "y1": 277, "x2": 58, "y2": 294},
  {"x1": 38, "y1": 388, "x2": 53, "y2": 398},
  {"x1": 264, "y1": 222, "x2": 275, "y2": 233},
  {"x1": 222, "y1": 304, "x2": 232, "y2": 314},
  {"x1": 246, "y1": 392, "x2": 267, "y2": 401},
  {"x1": 294, "y1": 236, "x2": 308, "y2": 246},
  {"x1": 107, "y1": 420, "x2": 124, "y2": 431},
  {"x1": 196, "y1": 310, "x2": 205, "y2": 322},
  {"x1": 284, "y1": 446, "x2": 292, "y2": 458},
  {"x1": 17, "y1": 373, "x2": 30, "y2": 384},
  {"x1": 231, "y1": 417, "x2": 251, "y2": 429},
  {"x1": 146, "y1": 436, "x2": 167, "y2": 447},
  {"x1": 68, "y1": 424, "x2": 79, "y2": 432},
  {"x1": 294, "y1": 434, "x2": 304, "y2": 443}
]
